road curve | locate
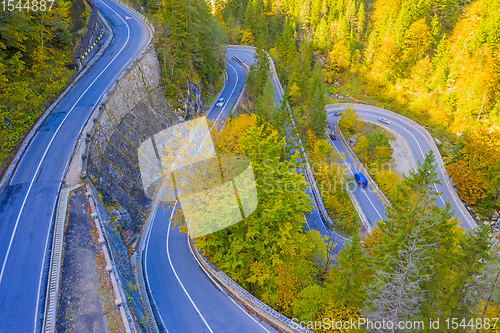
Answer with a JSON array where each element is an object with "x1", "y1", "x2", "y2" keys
[
  {"x1": 326, "y1": 104, "x2": 475, "y2": 230},
  {"x1": 0, "y1": 1, "x2": 150, "y2": 331},
  {"x1": 143, "y1": 52, "x2": 277, "y2": 333}
]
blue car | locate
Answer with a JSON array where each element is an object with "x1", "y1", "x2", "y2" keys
[{"x1": 354, "y1": 172, "x2": 368, "y2": 188}]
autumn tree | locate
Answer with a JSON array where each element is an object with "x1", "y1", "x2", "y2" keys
[
  {"x1": 198, "y1": 114, "x2": 325, "y2": 309},
  {"x1": 447, "y1": 127, "x2": 500, "y2": 206},
  {"x1": 0, "y1": 0, "x2": 80, "y2": 164},
  {"x1": 338, "y1": 107, "x2": 361, "y2": 136},
  {"x1": 353, "y1": 135, "x2": 369, "y2": 164}
]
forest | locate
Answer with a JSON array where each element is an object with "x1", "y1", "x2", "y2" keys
[
  {"x1": 0, "y1": 0, "x2": 88, "y2": 171},
  {"x1": 217, "y1": 0, "x2": 500, "y2": 217},
  {"x1": 202, "y1": 0, "x2": 500, "y2": 330},
  {"x1": 2, "y1": 0, "x2": 500, "y2": 330},
  {"x1": 145, "y1": 0, "x2": 226, "y2": 117}
]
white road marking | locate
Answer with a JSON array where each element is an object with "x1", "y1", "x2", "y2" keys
[
  {"x1": 361, "y1": 112, "x2": 445, "y2": 204},
  {"x1": 327, "y1": 124, "x2": 384, "y2": 222},
  {"x1": 166, "y1": 203, "x2": 215, "y2": 333},
  {"x1": 0, "y1": 0, "x2": 133, "y2": 331},
  {"x1": 145, "y1": 59, "x2": 244, "y2": 332},
  {"x1": 185, "y1": 235, "x2": 272, "y2": 333}
]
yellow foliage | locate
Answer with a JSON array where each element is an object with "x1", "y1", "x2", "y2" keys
[
  {"x1": 315, "y1": 301, "x2": 363, "y2": 333},
  {"x1": 275, "y1": 264, "x2": 300, "y2": 318},
  {"x1": 476, "y1": 303, "x2": 500, "y2": 333},
  {"x1": 353, "y1": 135, "x2": 368, "y2": 164},
  {"x1": 326, "y1": 40, "x2": 351, "y2": 79},
  {"x1": 240, "y1": 28, "x2": 254, "y2": 45},
  {"x1": 308, "y1": 130, "x2": 332, "y2": 163},
  {"x1": 289, "y1": 82, "x2": 301, "y2": 105},
  {"x1": 362, "y1": 226, "x2": 383, "y2": 257},
  {"x1": 371, "y1": 169, "x2": 401, "y2": 202},
  {"x1": 338, "y1": 107, "x2": 361, "y2": 136},
  {"x1": 447, "y1": 127, "x2": 500, "y2": 205},
  {"x1": 211, "y1": 113, "x2": 258, "y2": 155}
]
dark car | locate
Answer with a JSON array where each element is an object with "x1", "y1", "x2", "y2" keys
[
  {"x1": 329, "y1": 133, "x2": 336, "y2": 140},
  {"x1": 354, "y1": 172, "x2": 368, "y2": 188},
  {"x1": 326, "y1": 123, "x2": 330, "y2": 128},
  {"x1": 216, "y1": 97, "x2": 224, "y2": 107}
]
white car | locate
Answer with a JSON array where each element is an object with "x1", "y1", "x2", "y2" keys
[
  {"x1": 216, "y1": 97, "x2": 224, "y2": 107},
  {"x1": 379, "y1": 118, "x2": 390, "y2": 124}
]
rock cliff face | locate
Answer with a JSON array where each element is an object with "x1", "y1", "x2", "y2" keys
[
  {"x1": 84, "y1": 45, "x2": 205, "y2": 330},
  {"x1": 87, "y1": 46, "x2": 180, "y2": 231}
]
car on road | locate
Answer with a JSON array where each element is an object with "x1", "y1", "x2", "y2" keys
[
  {"x1": 334, "y1": 111, "x2": 342, "y2": 116},
  {"x1": 354, "y1": 172, "x2": 368, "y2": 188},
  {"x1": 216, "y1": 97, "x2": 225, "y2": 107},
  {"x1": 326, "y1": 123, "x2": 330, "y2": 128},
  {"x1": 329, "y1": 133, "x2": 336, "y2": 140},
  {"x1": 379, "y1": 117, "x2": 390, "y2": 124}
]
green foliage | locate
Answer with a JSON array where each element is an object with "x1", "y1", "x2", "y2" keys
[
  {"x1": 326, "y1": 232, "x2": 370, "y2": 308},
  {"x1": 364, "y1": 151, "x2": 493, "y2": 325},
  {"x1": 0, "y1": 1, "x2": 79, "y2": 166},
  {"x1": 246, "y1": 35, "x2": 270, "y2": 98},
  {"x1": 154, "y1": 0, "x2": 225, "y2": 116},
  {"x1": 213, "y1": 0, "x2": 500, "y2": 324},
  {"x1": 308, "y1": 61, "x2": 327, "y2": 137},
  {"x1": 292, "y1": 284, "x2": 328, "y2": 322},
  {"x1": 198, "y1": 114, "x2": 326, "y2": 309}
]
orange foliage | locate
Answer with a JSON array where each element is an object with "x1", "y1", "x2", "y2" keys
[{"x1": 447, "y1": 127, "x2": 500, "y2": 205}]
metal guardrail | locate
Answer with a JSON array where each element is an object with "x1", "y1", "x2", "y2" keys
[
  {"x1": 41, "y1": 1, "x2": 157, "y2": 332},
  {"x1": 114, "y1": 0, "x2": 155, "y2": 33},
  {"x1": 333, "y1": 123, "x2": 392, "y2": 207},
  {"x1": 189, "y1": 238, "x2": 313, "y2": 333},
  {"x1": 77, "y1": 0, "x2": 98, "y2": 61},
  {"x1": 328, "y1": 103, "x2": 477, "y2": 228},
  {"x1": 85, "y1": 183, "x2": 134, "y2": 333},
  {"x1": 135, "y1": 188, "x2": 161, "y2": 333},
  {"x1": 42, "y1": 183, "x2": 83, "y2": 332}
]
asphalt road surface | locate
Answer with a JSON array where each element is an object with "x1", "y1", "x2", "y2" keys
[
  {"x1": 0, "y1": 0, "x2": 150, "y2": 331},
  {"x1": 144, "y1": 51, "x2": 277, "y2": 333},
  {"x1": 326, "y1": 105, "x2": 474, "y2": 230}
]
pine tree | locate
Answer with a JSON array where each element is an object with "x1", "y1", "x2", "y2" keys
[
  {"x1": 246, "y1": 34, "x2": 270, "y2": 98},
  {"x1": 308, "y1": 61, "x2": 326, "y2": 137},
  {"x1": 365, "y1": 152, "x2": 457, "y2": 327},
  {"x1": 356, "y1": 1, "x2": 366, "y2": 39},
  {"x1": 326, "y1": 232, "x2": 371, "y2": 308}
]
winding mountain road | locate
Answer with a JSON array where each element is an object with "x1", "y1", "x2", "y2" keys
[
  {"x1": 0, "y1": 0, "x2": 150, "y2": 331},
  {"x1": 326, "y1": 104, "x2": 475, "y2": 230},
  {"x1": 0, "y1": 0, "x2": 475, "y2": 330},
  {"x1": 143, "y1": 52, "x2": 277, "y2": 333}
]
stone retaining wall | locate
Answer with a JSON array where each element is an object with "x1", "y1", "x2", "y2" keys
[{"x1": 85, "y1": 46, "x2": 179, "y2": 231}]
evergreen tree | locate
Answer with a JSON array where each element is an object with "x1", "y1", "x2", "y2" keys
[
  {"x1": 365, "y1": 152, "x2": 457, "y2": 326},
  {"x1": 246, "y1": 34, "x2": 270, "y2": 98},
  {"x1": 308, "y1": 61, "x2": 326, "y2": 137},
  {"x1": 326, "y1": 233, "x2": 371, "y2": 308}
]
